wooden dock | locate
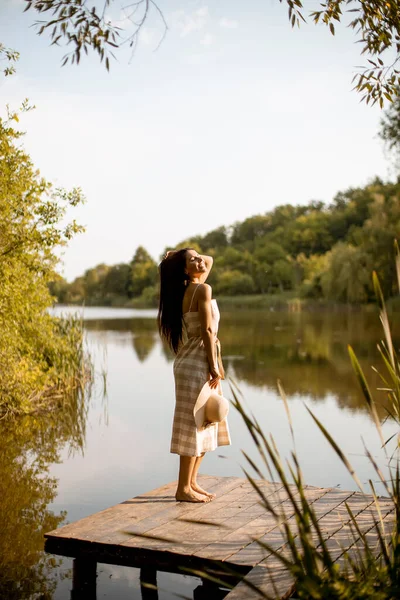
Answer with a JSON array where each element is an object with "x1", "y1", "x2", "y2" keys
[{"x1": 44, "y1": 475, "x2": 395, "y2": 599}]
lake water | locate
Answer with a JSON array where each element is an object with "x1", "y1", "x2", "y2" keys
[{"x1": 1, "y1": 305, "x2": 398, "y2": 599}]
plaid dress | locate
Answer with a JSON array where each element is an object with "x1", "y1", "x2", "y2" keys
[{"x1": 171, "y1": 300, "x2": 231, "y2": 457}]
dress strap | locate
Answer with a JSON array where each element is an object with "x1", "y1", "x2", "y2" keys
[{"x1": 188, "y1": 284, "x2": 200, "y2": 312}]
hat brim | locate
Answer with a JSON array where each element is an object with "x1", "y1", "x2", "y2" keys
[{"x1": 193, "y1": 382, "x2": 229, "y2": 431}]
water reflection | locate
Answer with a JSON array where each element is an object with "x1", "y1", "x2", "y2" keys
[
  {"x1": 84, "y1": 309, "x2": 399, "y2": 417},
  {"x1": 220, "y1": 311, "x2": 397, "y2": 417},
  {"x1": 0, "y1": 391, "x2": 87, "y2": 599}
]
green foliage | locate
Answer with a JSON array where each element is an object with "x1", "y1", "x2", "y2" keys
[
  {"x1": 380, "y1": 91, "x2": 400, "y2": 167},
  {"x1": 104, "y1": 263, "x2": 131, "y2": 298},
  {"x1": 129, "y1": 246, "x2": 158, "y2": 297},
  {"x1": 282, "y1": 0, "x2": 400, "y2": 107},
  {"x1": 24, "y1": 0, "x2": 124, "y2": 70},
  {"x1": 54, "y1": 246, "x2": 159, "y2": 307},
  {"x1": 198, "y1": 226, "x2": 229, "y2": 252},
  {"x1": 55, "y1": 179, "x2": 400, "y2": 306},
  {"x1": 320, "y1": 243, "x2": 372, "y2": 303},
  {"x1": 0, "y1": 114, "x2": 88, "y2": 415},
  {"x1": 214, "y1": 270, "x2": 256, "y2": 296},
  {"x1": 0, "y1": 44, "x2": 19, "y2": 76},
  {"x1": 132, "y1": 285, "x2": 159, "y2": 308}
]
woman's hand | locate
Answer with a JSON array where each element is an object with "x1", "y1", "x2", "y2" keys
[
  {"x1": 163, "y1": 250, "x2": 176, "y2": 260},
  {"x1": 209, "y1": 368, "x2": 221, "y2": 389}
]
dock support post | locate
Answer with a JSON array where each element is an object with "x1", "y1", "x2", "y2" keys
[
  {"x1": 71, "y1": 558, "x2": 97, "y2": 599},
  {"x1": 140, "y1": 567, "x2": 158, "y2": 599},
  {"x1": 194, "y1": 578, "x2": 229, "y2": 599}
]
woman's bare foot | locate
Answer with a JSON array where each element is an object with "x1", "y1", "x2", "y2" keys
[
  {"x1": 175, "y1": 488, "x2": 211, "y2": 503},
  {"x1": 191, "y1": 481, "x2": 216, "y2": 500}
]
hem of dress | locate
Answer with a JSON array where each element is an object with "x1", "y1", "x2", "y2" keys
[
  {"x1": 170, "y1": 450, "x2": 205, "y2": 457},
  {"x1": 170, "y1": 440, "x2": 231, "y2": 457}
]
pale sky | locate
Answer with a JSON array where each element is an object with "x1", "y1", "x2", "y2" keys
[{"x1": 0, "y1": 0, "x2": 393, "y2": 281}]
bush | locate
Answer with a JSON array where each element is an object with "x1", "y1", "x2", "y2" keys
[
  {"x1": 0, "y1": 111, "x2": 89, "y2": 416},
  {"x1": 214, "y1": 270, "x2": 256, "y2": 295}
]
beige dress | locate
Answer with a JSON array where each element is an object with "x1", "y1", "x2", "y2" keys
[{"x1": 170, "y1": 299, "x2": 231, "y2": 457}]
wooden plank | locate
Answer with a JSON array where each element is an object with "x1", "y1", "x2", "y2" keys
[
  {"x1": 45, "y1": 480, "x2": 178, "y2": 539},
  {"x1": 224, "y1": 491, "x2": 394, "y2": 600},
  {"x1": 193, "y1": 487, "x2": 299, "y2": 561},
  {"x1": 324, "y1": 500, "x2": 395, "y2": 565},
  {"x1": 45, "y1": 475, "x2": 220, "y2": 542},
  {"x1": 117, "y1": 477, "x2": 253, "y2": 550},
  {"x1": 79, "y1": 476, "x2": 246, "y2": 546},
  {"x1": 224, "y1": 565, "x2": 295, "y2": 600},
  {"x1": 121, "y1": 484, "x2": 287, "y2": 556},
  {"x1": 249, "y1": 491, "x2": 372, "y2": 569},
  {"x1": 224, "y1": 486, "x2": 330, "y2": 566},
  {"x1": 349, "y1": 510, "x2": 396, "y2": 561},
  {"x1": 187, "y1": 482, "x2": 283, "y2": 523}
]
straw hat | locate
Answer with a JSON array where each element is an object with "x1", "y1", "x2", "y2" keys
[{"x1": 194, "y1": 382, "x2": 229, "y2": 431}]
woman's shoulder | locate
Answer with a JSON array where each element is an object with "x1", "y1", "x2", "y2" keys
[{"x1": 197, "y1": 283, "x2": 212, "y2": 300}]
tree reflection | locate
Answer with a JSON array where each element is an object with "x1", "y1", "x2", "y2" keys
[
  {"x1": 85, "y1": 317, "x2": 160, "y2": 363},
  {"x1": 0, "y1": 392, "x2": 87, "y2": 599},
  {"x1": 220, "y1": 310, "x2": 397, "y2": 416},
  {"x1": 132, "y1": 333, "x2": 157, "y2": 362},
  {"x1": 84, "y1": 310, "x2": 400, "y2": 416}
]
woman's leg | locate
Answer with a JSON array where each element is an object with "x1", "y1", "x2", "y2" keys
[
  {"x1": 190, "y1": 454, "x2": 216, "y2": 500},
  {"x1": 175, "y1": 456, "x2": 210, "y2": 502}
]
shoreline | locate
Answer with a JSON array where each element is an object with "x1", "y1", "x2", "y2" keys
[{"x1": 54, "y1": 293, "x2": 400, "y2": 313}]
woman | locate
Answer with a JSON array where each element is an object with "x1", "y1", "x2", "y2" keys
[{"x1": 158, "y1": 248, "x2": 231, "y2": 503}]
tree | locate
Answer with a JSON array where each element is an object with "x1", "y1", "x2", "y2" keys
[
  {"x1": 198, "y1": 226, "x2": 229, "y2": 252},
  {"x1": 379, "y1": 91, "x2": 400, "y2": 167},
  {"x1": 0, "y1": 111, "x2": 86, "y2": 413},
  {"x1": 129, "y1": 246, "x2": 157, "y2": 297},
  {"x1": 293, "y1": 0, "x2": 400, "y2": 106},
  {"x1": 297, "y1": 253, "x2": 330, "y2": 298},
  {"x1": 351, "y1": 181, "x2": 400, "y2": 296},
  {"x1": 83, "y1": 264, "x2": 109, "y2": 301},
  {"x1": 103, "y1": 263, "x2": 131, "y2": 298},
  {"x1": 320, "y1": 243, "x2": 372, "y2": 303},
  {"x1": 214, "y1": 270, "x2": 256, "y2": 296},
  {"x1": 231, "y1": 215, "x2": 272, "y2": 246},
  {"x1": 252, "y1": 241, "x2": 292, "y2": 293},
  {"x1": 282, "y1": 210, "x2": 334, "y2": 257},
  {"x1": 6, "y1": 1, "x2": 397, "y2": 105},
  {"x1": 52, "y1": 178, "x2": 400, "y2": 305}
]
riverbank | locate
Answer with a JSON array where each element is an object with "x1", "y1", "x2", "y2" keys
[{"x1": 60, "y1": 292, "x2": 400, "y2": 312}]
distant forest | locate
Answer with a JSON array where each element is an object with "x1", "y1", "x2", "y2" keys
[{"x1": 50, "y1": 178, "x2": 400, "y2": 307}]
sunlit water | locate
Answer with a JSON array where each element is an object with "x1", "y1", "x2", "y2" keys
[{"x1": 1, "y1": 305, "x2": 398, "y2": 599}]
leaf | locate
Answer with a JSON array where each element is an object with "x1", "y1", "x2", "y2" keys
[
  {"x1": 305, "y1": 404, "x2": 363, "y2": 490},
  {"x1": 348, "y1": 345, "x2": 384, "y2": 447},
  {"x1": 277, "y1": 379, "x2": 295, "y2": 445}
]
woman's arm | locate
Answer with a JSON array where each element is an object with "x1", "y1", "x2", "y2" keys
[
  {"x1": 199, "y1": 254, "x2": 213, "y2": 283},
  {"x1": 197, "y1": 283, "x2": 221, "y2": 389}
]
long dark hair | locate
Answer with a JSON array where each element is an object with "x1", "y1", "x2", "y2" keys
[{"x1": 157, "y1": 248, "x2": 191, "y2": 353}]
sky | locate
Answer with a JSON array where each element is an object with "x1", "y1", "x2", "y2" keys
[{"x1": 0, "y1": 0, "x2": 394, "y2": 281}]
